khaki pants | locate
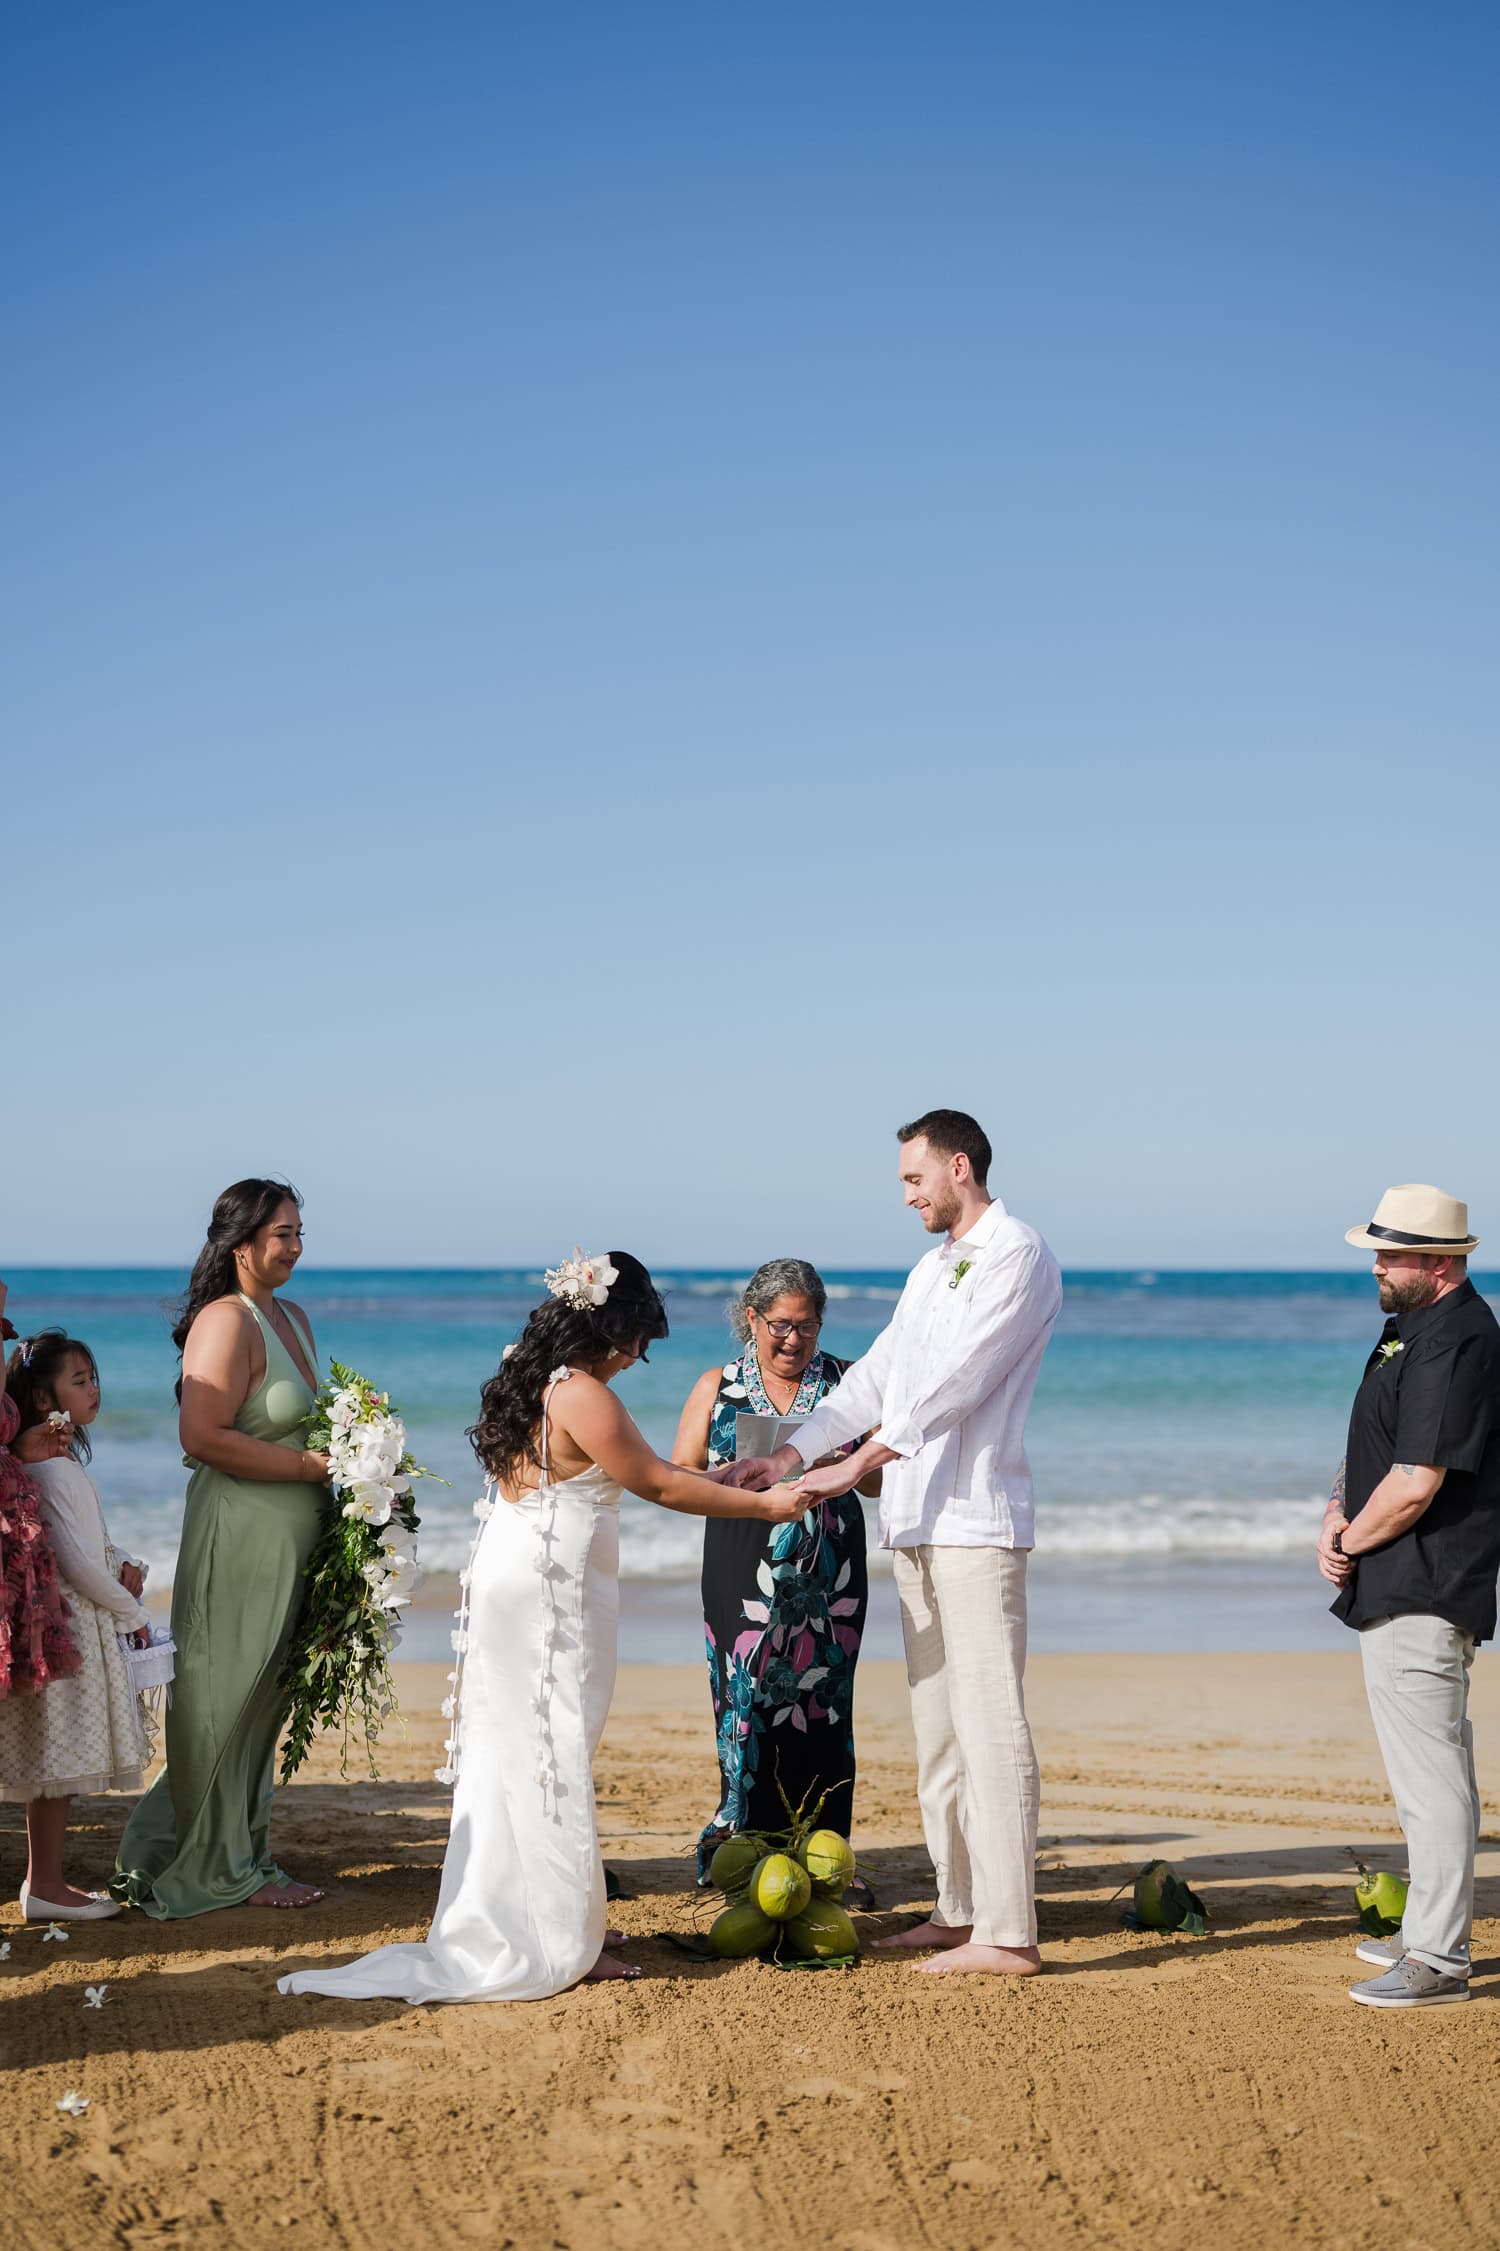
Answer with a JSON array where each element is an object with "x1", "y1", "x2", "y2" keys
[
  {"x1": 892, "y1": 1544, "x2": 1038, "y2": 1948},
  {"x1": 1359, "y1": 1612, "x2": 1481, "y2": 1979}
]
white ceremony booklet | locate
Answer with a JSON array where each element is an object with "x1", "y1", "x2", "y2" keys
[{"x1": 734, "y1": 1410, "x2": 808, "y2": 1460}]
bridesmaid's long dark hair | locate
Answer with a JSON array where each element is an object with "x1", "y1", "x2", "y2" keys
[
  {"x1": 171, "y1": 1177, "x2": 302, "y2": 1399},
  {"x1": 469, "y1": 1253, "x2": 668, "y2": 1482}
]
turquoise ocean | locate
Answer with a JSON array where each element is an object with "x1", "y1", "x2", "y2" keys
[{"x1": 10, "y1": 1267, "x2": 1484, "y2": 1659}]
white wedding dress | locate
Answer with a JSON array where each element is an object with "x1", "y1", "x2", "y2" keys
[{"x1": 278, "y1": 1372, "x2": 620, "y2": 2005}]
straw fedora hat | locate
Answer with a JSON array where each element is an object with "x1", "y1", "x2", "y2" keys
[{"x1": 1345, "y1": 1184, "x2": 1479, "y2": 1256}]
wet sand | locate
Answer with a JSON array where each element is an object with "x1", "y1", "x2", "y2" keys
[{"x1": 5, "y1": 1653, "x2": 1499, "y2": 2250}]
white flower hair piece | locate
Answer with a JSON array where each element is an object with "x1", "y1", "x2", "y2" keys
[{"x1": 544, "y1": 1249, "x2": 619, "y2": 1311}]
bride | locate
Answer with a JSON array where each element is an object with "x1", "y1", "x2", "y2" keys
[{"x1": 278, "y1": 1252, "x2": 805, "y2": 2005}]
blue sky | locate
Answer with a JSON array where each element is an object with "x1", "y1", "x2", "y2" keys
[{"x1": 6, "y1": 3, "x2": 1497, "y2": 1269}]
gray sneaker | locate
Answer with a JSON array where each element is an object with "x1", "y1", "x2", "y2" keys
[
  {"x1": 1355, "y1": 1934, "x2": 1404, "y2": 1968},
  {"x1": 1349, "y1": 1958, "x2": 1470, "y2": 2009}
]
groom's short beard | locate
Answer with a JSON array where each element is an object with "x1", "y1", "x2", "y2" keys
[
  {"x1": 924, "y1": 1187, "x2": 963, "y2": 1235},
  {"x1": 1378, "y1": 1270, "x2": 1440, "y2": 1314}
]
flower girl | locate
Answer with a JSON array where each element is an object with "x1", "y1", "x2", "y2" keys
[{"x1": 0, "y1": 1331, "x2": 151, "y2": 1919}]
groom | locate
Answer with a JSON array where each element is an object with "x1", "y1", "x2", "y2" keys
[{"x1": 730, "y1": 1109, "x2": 1062, "y2": 1974}]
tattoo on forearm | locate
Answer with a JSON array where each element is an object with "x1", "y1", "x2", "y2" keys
[
  {"x1": 1398, "y1": 1463, "x2": 1417, "y2": 1477},
  {"x1": 1328, "y1": 1456, "x2": 1347, "y2": 1512}
]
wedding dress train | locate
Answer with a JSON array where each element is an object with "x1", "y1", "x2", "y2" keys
[{"x1": 278, "y1": 1373, "x2": 620, "y2": 2004}]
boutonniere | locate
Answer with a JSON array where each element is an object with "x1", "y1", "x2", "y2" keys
[
  {"x1": 1377, "y1": 1340, "x2": 1403, "y2": 1365},
  {"x1": 949, "y1": 1259, "x2": 973, "y2": 1290}
]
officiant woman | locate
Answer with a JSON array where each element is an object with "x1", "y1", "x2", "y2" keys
[{"x1": 674, "y1": 1260, "x2": 879, "y2": 1893}]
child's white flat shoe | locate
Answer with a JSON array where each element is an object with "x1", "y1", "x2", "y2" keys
[{"x1": 19, "y1": 1880, "x2": 123, "y2": 1922}]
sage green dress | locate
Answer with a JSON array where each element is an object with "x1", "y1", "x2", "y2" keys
[{"x1": 114, "y1": 1297, "x2": 327, "y2": 1917}]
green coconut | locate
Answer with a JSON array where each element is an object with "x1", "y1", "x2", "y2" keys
[
  {"x1": 1353, "y1": 1861, "x2": 1408, "y2": 1937},
  {"x1": 708, "y1": 1899, "x2": 780, "y2": 1958},
  {"x1": 709, "y1": 1835, "x2": 766, "y2": 1897},
  {"x1": 798, "y1": 1828, "x2": 857, "y2": 1898},
  {"x1": 782, "y1": 1897, "x2": 859, "y2": 1960},
  {"x1": 1126, "y1": 1859, "x2": 1207, "y2": 1936},
  {"x1": 750, "y1": 1852, "x2": 812, "y2": 1922}
]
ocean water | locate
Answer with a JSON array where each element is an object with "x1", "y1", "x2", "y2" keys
[{"x1": 8, "y1": 1266, "x2": 1475, "y2": 1653}]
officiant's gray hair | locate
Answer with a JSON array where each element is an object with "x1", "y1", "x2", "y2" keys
[{"x1": 728, "y1": 1259, "x2": 827, "y2": 1344}]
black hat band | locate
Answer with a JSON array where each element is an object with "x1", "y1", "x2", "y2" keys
[{"x1": 1363, "y1": 1220, "x2": 1471, "y2": 1247}]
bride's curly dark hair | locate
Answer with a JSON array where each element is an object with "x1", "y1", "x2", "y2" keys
[{"x1": 469, "y1": 1252, "x2": 668, "y2": 1482}]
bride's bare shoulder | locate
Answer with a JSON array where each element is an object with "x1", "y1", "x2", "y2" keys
[{"x1": 553, "y1": 1367, "x2": 618, "y2": 1413}]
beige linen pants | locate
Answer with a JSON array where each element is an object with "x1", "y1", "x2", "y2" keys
[
  {"x1": 893, "y1": 1544, "x2": 1039, "y2": 1948},
  {"x1": 1359, "y1": 1612, "x2": 1481, "y2": 1979}
]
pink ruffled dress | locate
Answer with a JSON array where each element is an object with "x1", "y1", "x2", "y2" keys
[{"x1": 0, "y1": 1390, "x2": 82, "y2": 1696}]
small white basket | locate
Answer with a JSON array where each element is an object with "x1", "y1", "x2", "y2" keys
[{"x1": 121, "y1": 1631, "x2": 176, "y2": 1695}]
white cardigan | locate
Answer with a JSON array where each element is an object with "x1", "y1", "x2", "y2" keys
[{"x1": 27, "y1": 1457, "x2": 150, "y2": 1633}]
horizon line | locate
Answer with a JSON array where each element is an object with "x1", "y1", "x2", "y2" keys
[{"x1": 6, "y1": 1262, "x2": 1495, "y2": 1278}]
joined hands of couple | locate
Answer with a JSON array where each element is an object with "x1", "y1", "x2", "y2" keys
[{"x1": 721, "y1": 1433, "x2": 897, "y2": 1506}]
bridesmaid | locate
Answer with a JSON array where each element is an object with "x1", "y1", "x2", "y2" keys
[
  {"x1": 674, "y1": 1259, "x2": 880, "y2": 1892},
  {"x1": 114, "y1": 1180, "x2": 331, "y2": 1916}
]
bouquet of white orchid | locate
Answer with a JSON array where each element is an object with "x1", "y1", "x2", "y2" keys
[{"x1": 278, "y1": 1363, "x2": 443, "y2": 1783}]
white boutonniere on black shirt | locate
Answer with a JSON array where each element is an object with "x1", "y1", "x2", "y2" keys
[{"x1": 1377, "y1": 1340, "x2": 1404, "y2": 1366}]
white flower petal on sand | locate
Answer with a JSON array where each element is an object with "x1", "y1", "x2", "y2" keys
[
  {"x1": 83, "y1": 1985, "x2": 108, "y2": 2008},
  {"x1": 0, "y1": 1941, "x2": 11, "y2": 1960},
  {"x1": 56, "y1": 2091, "x2": 89, "y2": 2116},
  {"x1": 41, "y1": 1923, "x2": 69, "y2": 1943}
]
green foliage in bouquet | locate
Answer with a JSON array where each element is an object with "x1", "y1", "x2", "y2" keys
[{"x1": 278, "y1": 1363, "x2": 443, "y2": 1784}]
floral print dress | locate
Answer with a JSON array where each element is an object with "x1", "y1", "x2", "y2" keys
[
  {"x1": 0, "y1": 1392, "x2": 80, "y2": 1699},
  {"x1": 697, "y1": 1346, "x2": 868, "y2": 1878}
]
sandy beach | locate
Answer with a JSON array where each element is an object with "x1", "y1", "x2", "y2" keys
[{"x1": 5, "y1": 1651, "x2": 1499, "y2": 2251}]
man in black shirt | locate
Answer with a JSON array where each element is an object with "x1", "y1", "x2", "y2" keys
[{"x1": 1318, "y1": 1184, "x2": 1499, "y2": 2010}]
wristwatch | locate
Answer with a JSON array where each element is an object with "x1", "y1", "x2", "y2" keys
[{"x1": 1331, "y1": 1526, "x2": 1346, "y2": 1556}]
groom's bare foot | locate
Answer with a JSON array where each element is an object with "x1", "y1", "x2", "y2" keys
[
  {"x1": 915, "y1": 1942, "x2": 1042, "y2": 1977},
  {"x1": 245, "y1": 1877, "x2": 326, "y2": 1909},
  {"x1": 872, "y1": 1918, "x2": 972, "y2": 1951},
  {"x1": 584, "y1": 1948, "x2": 642, "y2": 1981}
]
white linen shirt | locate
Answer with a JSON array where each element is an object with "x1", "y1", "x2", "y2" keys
[{"x1": 788, "y1": 1199, "x2": 1062, "y2": 1549}]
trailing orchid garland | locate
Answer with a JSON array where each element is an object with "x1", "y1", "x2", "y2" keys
[{"x1": 279, "y1": 1363, "x2": 443, "y2": 1783}]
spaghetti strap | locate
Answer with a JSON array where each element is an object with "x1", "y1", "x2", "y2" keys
[
  {"x1": 538, "y1": 1366, "x2": 575, "y2": 1487},
  {"x1": 280, "y1": 1302, "x2": 318, "y2": 1377}
]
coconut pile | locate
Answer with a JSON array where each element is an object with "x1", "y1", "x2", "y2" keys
[{"x1": 706, "y1": 1824, "x2": 861, "y2": 1966}]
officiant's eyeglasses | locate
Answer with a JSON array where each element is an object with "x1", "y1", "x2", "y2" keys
[{"x1": 757, "y1": 1317, "x2": 821, "y2": 1340}]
